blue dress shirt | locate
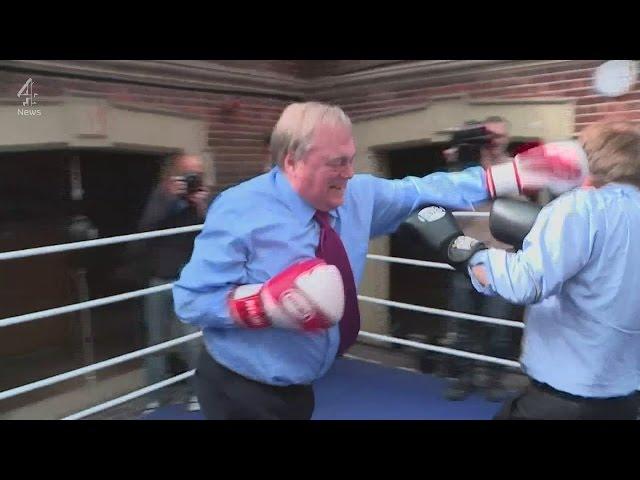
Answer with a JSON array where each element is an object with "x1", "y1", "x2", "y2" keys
[
  {"x1": 174, "y1": 166, "x2": 487, "y2": 386},
  {"x1": 469, "y1": 183, "x2": 640, "y2": 397}
]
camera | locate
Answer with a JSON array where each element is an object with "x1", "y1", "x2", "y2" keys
[
  {"x1": 448, "y1": 121, "x2": 496, "y2": 165},
  {"x1": 180, "y1": 172, "x2": 203, "y2": 195}
]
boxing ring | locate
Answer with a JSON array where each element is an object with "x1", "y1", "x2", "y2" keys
[{"x1": 0, "y1": 211, "x2": 524, "y2": 420}]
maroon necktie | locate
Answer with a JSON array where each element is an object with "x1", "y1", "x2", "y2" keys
[{"x1": 314, "y1": 211, "x2": 361, "y2": 355}]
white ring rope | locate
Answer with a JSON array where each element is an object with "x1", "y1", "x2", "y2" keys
[
  {"x1": 0, "y1": 210, "x2": 488, "y2": 263},
  {"x1": 357, "y1": 331, "x2": 520, "y2": 368},
  {"x1": 0, "y1": 284, "x2": 520, "y2": 331},
  {"x1": 367, "y1": 254, "x2": 454, "y2": 271},
  {"x1": 0, "y1": 225, "x2": 203, "y2": 262},
  {"x1": 0, "y1": 283, "x2": 174, "y2": 328},
  {"x1": 0, "y1": 332, "x2": 202, "y2": 401},
  {"x1": 358, "y1": 295, "x2": 524, "y2": 329},
  {"x1": 62, "y1": 370, "x2": 196, "y2": 420},
  {"x1": 452, "y1": 211, "x2": 489, "y2": 217},
  {"x1": 2, "y1": 210, "x2": 522, "y2": 416}
]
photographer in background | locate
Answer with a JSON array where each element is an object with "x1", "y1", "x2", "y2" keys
[
  {"x1": 138, "y1": 153, "x2": 211, "y2": 413},
  {"x1": 437, "y1": 117, "x2": 524, "y2": 402}
]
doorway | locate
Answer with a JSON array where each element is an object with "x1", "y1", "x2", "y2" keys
[
  {"x1": 0, "y1": 149, "x2": 166, "y2": 395},
  {"x1": 383, "y1": 140, "x2": 530, "y2": 370},
  {"x1": 385, "y1": 143, "x2": 450, "y2": 345}
]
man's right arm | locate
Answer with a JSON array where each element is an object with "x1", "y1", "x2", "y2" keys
[
  {"x1": 366, "y1": 139, "x2": 586, "y2": 238},
  {"x1": 367, "y1": 166, "x2": 489, "y2": 238},
  {"x1": 173, "y1": 194, "x2": 250, "y2": 329},
  {"x1": 467, "y1": 193, "x2": 593, "y2": 304}
]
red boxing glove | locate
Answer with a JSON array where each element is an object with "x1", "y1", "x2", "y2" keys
[
  {"x1": 228, "y1": 259, "x2": 345, "y2": 331},
  {"x1": 487, "y1": 140, "x2": 588, "y2": 198}
]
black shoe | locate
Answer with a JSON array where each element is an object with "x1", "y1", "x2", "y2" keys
[
  {"x1": 473, "y1": 366, "x2": 492, "y2": 390},
  {"x1": 418, "y1": 354, "x2": 437, "y2": 374},
  {"x1": 482, "y1": 373, "x2": 510, "y2": 403},
  {"x1": 445, "y1": 378, "x2": 473, "y2": 401},
  {"x1": 484, "y1": 386, "x2": 509, "y2": 403},
  {"x1": 432, "y1": 362, "x2": 449, "y2": 378}
]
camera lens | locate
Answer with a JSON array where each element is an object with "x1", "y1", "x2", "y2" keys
[{"x1": 184, "y1": 173, "x2": 202, "y2": 194}]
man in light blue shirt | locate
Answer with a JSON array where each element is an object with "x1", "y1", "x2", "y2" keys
[
  {"x1": 467, "y1": 121, "x2": 640, "y2": 419},
  {"x1": 173, "y1": 102, "x2": 575, "y2": 420}
]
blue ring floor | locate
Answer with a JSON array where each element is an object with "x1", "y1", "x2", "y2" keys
[{"x1": 140, "y1": 357, "x2": 505, "y2": 420}]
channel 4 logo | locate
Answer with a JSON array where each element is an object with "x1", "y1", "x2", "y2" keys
[{"x1": 17, "y1": 78, "x2": 42, "y2": 116}]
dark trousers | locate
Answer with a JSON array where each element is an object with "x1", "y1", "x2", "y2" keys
[
  {"x1": 195, "y1": 349, "x2": 315, "y2": 420},
  {"x1": 494, "y1": 378, "x2": 639, "y2": 420}
]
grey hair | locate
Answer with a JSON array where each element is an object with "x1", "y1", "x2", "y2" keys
[{"x1": 270, "y1": 102, "x2": 352, "y2": 168}]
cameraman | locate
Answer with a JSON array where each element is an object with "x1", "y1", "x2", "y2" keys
[
  {"x1": 438, "y1": 116, "x2": 523, "y2": 402},
  {"x1": 138, "y1": 153, "x2": 211, "y2": 412}
]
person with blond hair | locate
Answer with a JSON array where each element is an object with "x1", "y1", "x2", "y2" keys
[
  {"x1": 425, "y1": 120, "x2": 640, "y2": 419},
  {"x1": 173, "y1": 102, "x2": 585, "y2": 420}
]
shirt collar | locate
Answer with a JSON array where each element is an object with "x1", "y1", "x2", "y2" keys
[{"x1": 274, "y1": 167, "x2": 339, "y2": 224}]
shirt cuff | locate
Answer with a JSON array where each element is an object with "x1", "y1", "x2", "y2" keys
[{"x1": 467, "y1": 250, "x2": 497, "y2": 296}]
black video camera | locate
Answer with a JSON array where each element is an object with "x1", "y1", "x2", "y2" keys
[
  {"x1": 180, "y1": 172, "x2": 203, "y2": 195},
  {"x1": 448, "y1": 121, "x2": 496, "y2": 165}
]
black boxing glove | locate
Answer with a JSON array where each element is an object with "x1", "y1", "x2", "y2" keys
[
  {"x1": 490, "y1": 198, "x2": 542, "y2": 250},
  {"x1": 404, "y1": 206, "x2": 487, "y2": 272}
]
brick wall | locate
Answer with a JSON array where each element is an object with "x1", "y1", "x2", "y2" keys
[
  {"x1": 208, "y1": 60, "x2": 305, "y2": 78},
  {"x1": 2, "y1": 60, "x2": 638, "y2": 191},
  {"x1": 0, "y1": 70, "x2": 291, "y2": 193},
  {"x1": 301, "y1": 60, "x2": 406, "y2": 78},
  {"x1": 0, "y1": 65, "x2": 300, "y2": 364},
  {"x1": 312, "y1": 60, "x2": 640, "y2": 135}
]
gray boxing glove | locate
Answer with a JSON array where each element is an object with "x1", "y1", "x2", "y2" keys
[
  {"x1": 489, "y1": 198, "x2": 542, "y2": 250},
  {"x1": 404, "y1": 206, "x2": 487, "y2": 272}
]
